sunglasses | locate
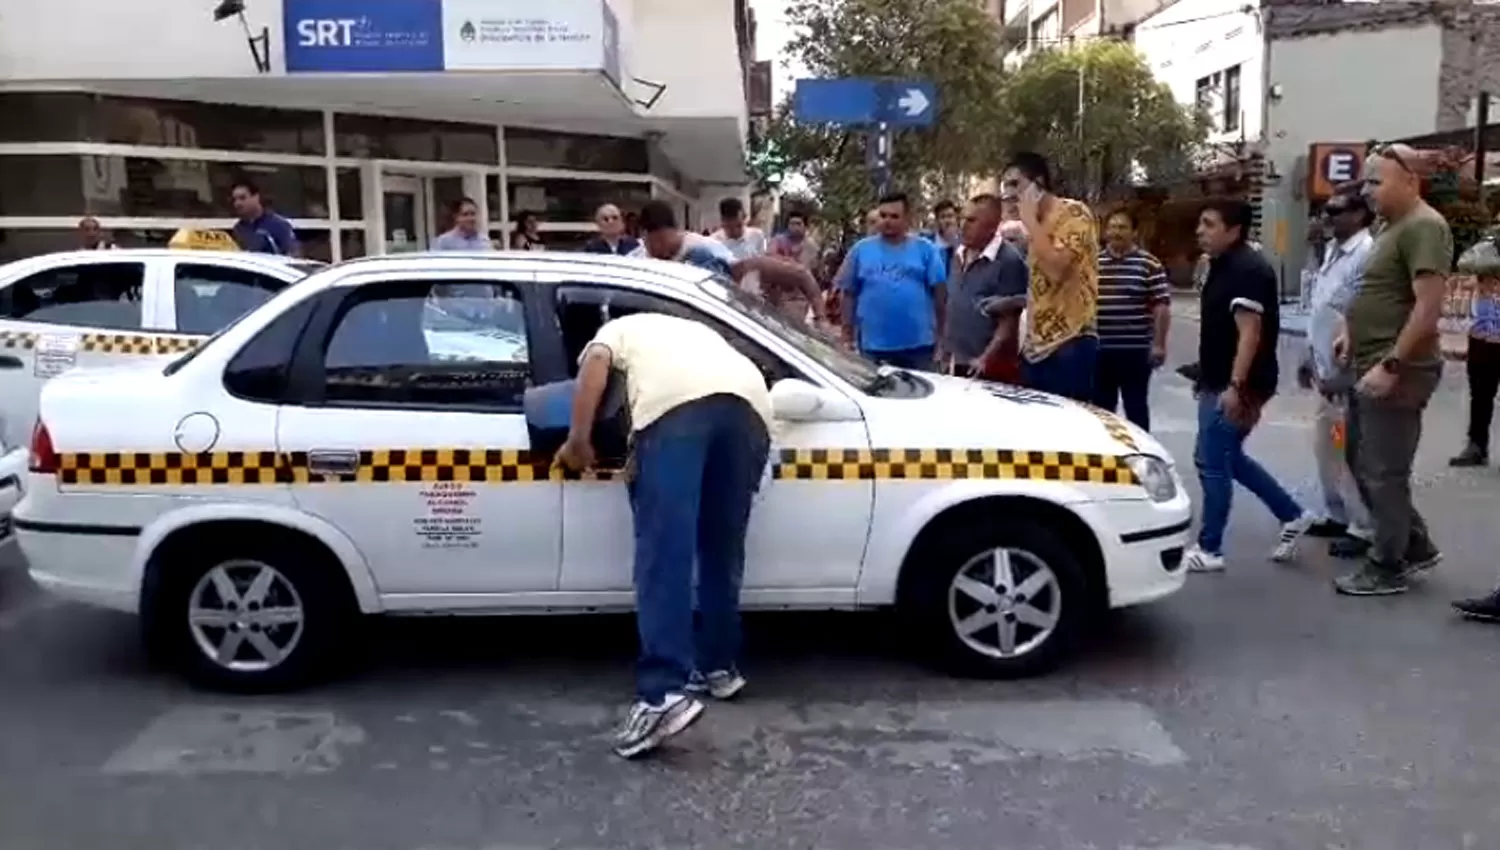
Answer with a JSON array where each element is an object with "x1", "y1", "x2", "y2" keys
[{"x1": 1371, "y1": 143, "x2": 1417, "y2": 174}]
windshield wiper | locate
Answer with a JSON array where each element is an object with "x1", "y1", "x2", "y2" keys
[{"x1": 864, "y1": 367, "x2": 905, "y2": 395}]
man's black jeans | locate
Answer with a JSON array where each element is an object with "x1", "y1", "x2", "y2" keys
[
  {"x1": 1092, "y1": 347, "x2": 1154, "y2": 430},
  {"x1": 1466, "y1": 336, "x2": 1500, "y2": 452}
]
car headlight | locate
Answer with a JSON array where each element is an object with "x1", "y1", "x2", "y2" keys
[{"x1": 1123, "y1": 454, "x2": 1177, "y2": 502}]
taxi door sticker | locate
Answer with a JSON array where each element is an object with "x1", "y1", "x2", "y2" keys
[{"x1": 34, "y1": 333, "x2": 79, "y2": 378}]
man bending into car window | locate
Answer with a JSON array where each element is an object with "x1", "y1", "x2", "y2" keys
[
  {"x1": 631, "y1": 201, "x2": 829, "y2": 329},
  {"x1": 556, "y1": 308, "x2": 773, "y2": 759}
]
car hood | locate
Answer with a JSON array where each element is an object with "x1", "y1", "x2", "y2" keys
[{"x1": 862, "y1": 372, "x2": 1170, "y2": 460}]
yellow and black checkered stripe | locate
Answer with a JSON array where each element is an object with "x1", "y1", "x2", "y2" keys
[
  {"x1": 774, "y1": 448, "x2": 1137, "y2": 484},
  {"x1": 1083, "y1": 404, "x2": 1140, "y2": 452},
  {"x1": 0, "y1": 330, "x2": 201, "y2": 355},
  {"x1": 57, "y1": 447, "x2": 1139, "y2": 487}
]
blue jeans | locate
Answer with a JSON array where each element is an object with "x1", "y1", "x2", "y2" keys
[
  {"x1": 1194, "y1": 393, "x2": 1304, "y2": 554},
  {"x1": 627, "y1": 394, "x2": 771, "y2": 704},
  {"x1": 1092, "y1": 347, "x2": 1154, "y2": 430},
  {"x1": 1022, "y1": 335, "x2": 1098, "y2": 402},
  {"x1": 865, "y1": 346, "x2": 935, "y2": 371}
]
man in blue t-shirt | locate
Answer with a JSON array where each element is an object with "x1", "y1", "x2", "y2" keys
[
  {"x1": 230, "y1": 178, "x2": 300, "y2": 256},
  {"x1": 839, "y1": 191, "x2": 948, "y2": 370}
]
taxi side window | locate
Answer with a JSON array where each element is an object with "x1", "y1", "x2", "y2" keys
[
  {"x1": 0, "y1": 262, "x2": 145, "y2": 331},
  {"x1": 174, "y1": 264, "x2": 287, "y2": 335},
  {"x1": 555, "y1": 285, "x2": 794, "y2": 387},
  {"x1": 223, "y1": 296, "x2": 321, "y2": 403},
  {"x1": 319, "y1": 280, "x2": 530, "y2": 411}
]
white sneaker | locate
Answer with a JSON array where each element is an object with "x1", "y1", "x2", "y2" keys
[
  {"x1": 1185, "y1": 545, "x2": 1226, "y2": 573},
  {"x1": 1271, "y1": 512, "x2": 1317, "y2": 562}
]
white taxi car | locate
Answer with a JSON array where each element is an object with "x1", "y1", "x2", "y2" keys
[
  {"x1": 15, "y1": 253, "x2": 1191, "y2": 691},
  {"x1": 0, "y1": 245, "x2": 320, "y2": 449}
]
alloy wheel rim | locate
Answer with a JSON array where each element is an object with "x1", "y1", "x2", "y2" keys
[
  {"x1": 187, "y1": 559, "x2": 305, "y2": 673},
  {"x1": 947, "y1": 546, "x2": 1062, "y2": 659}
]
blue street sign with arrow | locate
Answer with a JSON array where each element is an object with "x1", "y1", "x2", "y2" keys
[{"x1": 792, "y1": 78, "x2": 938, "y2": 128}]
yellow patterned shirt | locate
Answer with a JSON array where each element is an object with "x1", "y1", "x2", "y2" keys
[{"x1": 1022, "y1": 198, "x2": 1099, "y2": 362}]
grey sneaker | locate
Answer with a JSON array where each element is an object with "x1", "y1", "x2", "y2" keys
[
  {"x1": 1403, "y1": 550, "x2": 1443, "y2": 577},
  {"x1": 612, "y1": 693, "x2": 704, "y2": 759},
  {"x1": 686, "y1": 669, "x2": 747, "y2": 701},
  {"x1": 1333, "y1": 563, "x2": 1410, "y2": 596}
]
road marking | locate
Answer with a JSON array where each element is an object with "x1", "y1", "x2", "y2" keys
[
  {"x1": 509, "y1": 697, "x2": 1187, "y2": 767},
  {"x1": 102, "y1": 706, "x2": 366, "y2": 775}
]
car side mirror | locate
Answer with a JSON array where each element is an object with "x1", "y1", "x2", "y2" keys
[{"x1": 769, "y1": 378, "x2": 861, "y2": 422}]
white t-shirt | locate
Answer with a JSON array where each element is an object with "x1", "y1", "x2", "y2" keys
[
  {"x1": 585, "y1": 312, "x2": 773, "y2": 434},
  {"x1": 712, "y1": 227, "x2": 768, "y2": 295}
]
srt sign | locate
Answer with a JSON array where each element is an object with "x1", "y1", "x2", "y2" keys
[{"x1": 295, "y1": 18, "x2": 359, "y2": 47}]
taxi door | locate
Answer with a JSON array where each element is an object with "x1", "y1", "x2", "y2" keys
[
  {"x1": 0, "y1": 254, "x2": 155, "y2": 449},
  {"x1": 540, "y1": 276, "x2": 875, "y2": 598},
  {"x1": 274, "y1": 269, "x2": 562, "y2": 603}
]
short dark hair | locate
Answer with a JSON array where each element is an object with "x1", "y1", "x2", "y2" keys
[
  {"x1": 1201, "y1": 198, "x2": 1253, "y2": 241},
  {"x1": 933, "y1": 199, "x2": 958, "y2": 215},
  {"x1": 1005, "y1": 151, "x2": 1052, "y2": 190},
  {"x1": 638, "y1": 200, "x2": 679, "y2": 233},
  {"x1": 785, "y1": 210, "x2": 808, "y2": 225},
  {"x1": 513, "y1": 210, "x2": 537, "y2": 226},
  {"x1": 1106, "y1": 208, "x2": 1138, "y2": 229},
  {"x1": 718, "y1": 197, "x2": 745, "y2": 218},
  {"x1": 968, "y1": 193, "x2": 1005, "y2": 217},
  {"x1": 450, "y1": 196, "x2": 478, "y2": 215},
  {"x1": 876, "y1": 191, "x2": 909, "y2": 211},
  {"x1": 230, "y1": 177, "x2": 261, "y2": 197}
]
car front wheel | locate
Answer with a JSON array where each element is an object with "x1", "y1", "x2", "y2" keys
[
  {"x1": 908, "y1": 519, "x2": 1088, "y2": 679},
  {"x1": 144, "y1": 537, "x2": 354, "y2": 692}
]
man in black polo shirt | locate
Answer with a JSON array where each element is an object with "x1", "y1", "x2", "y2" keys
[
  {"x1": 941, "y1": 194, "x2": 1027, "y2": 378},
  {"x1": 1185, "y1": 199, "x2": 1314, "y2": 573}
]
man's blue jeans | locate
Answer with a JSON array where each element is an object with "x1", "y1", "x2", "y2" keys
[
  {"x1": 864, "y1": 346, "x2": 935, "y2": 371},
  {"x1": 1022, "y1": 335, "x2": 1098, "y2": 403},
  {"x1": 627, "y1": 394, "x2": 771, "y2": 704},
  {"x1": 1194, "y1": 392, "x2": 1304, "y2": 554}
]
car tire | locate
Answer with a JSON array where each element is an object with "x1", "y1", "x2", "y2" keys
[
  {"x1": 142, "y1": 534, "x2": 356, "y2": 693},
  {"x1": 907, "y1": 518, "x2": 1089, "y2": 679}
]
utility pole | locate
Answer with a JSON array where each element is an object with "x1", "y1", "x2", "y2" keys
[{"x1": 1475, "y1": 91, "x2": 1490, "y2": 208}]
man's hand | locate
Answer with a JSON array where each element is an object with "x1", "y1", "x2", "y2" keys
[
  {"x1": 1149, "y1": 343, "x2": 1167, "y2": 369},
  {"x1": 1357, "y1": 364, "x2": 1398, "y2": 399},
  {"x1": 1218, "y1": 387, "x2": 1248, "y2": 425},
  {"x1": 556, "y1": 435, "x2": 596, "y2": 472},
  {"x1": 966, "y1": 355, "x2": 988, "y2": 375},
  {"x1": 1332, "y1": 329, "x2": 1350, "y2": 365}
]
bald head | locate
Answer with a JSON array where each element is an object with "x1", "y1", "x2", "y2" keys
[{"x1": 1365, "y1": 143, "x2": 1428, "y2": 219}]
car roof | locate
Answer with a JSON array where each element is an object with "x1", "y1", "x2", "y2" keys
[
  {"x1": 9, "y1": 249, "x2": 319, "y2": 270},
  {"x1": 301, "y1": 251, "x2": 715, "y2": 293}
]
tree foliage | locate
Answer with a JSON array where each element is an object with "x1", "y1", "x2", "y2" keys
[
  {"x1": 1000, "y1": 40, "x2": 1208, "y2": 197},
  {"x1": 757, "y1": 0, "x2": 1011, "y2": 233}
]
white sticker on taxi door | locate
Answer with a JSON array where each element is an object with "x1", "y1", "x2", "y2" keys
[{"x1": 34, "y1": 333, "x2": 79, "y2": 378}]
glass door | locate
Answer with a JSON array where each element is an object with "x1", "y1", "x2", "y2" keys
[{"x1": 383, "y1": 175, "x2": 427, "y2": 254}]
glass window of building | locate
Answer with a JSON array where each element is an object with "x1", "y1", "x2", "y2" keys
[
  {"x1": 504, "y1": 128, "x2": 648, "y2": 173},
  {"x1": 0, "y1": 93, "x2": 324, "y2": 154},
  {"x1": 506, "y1": 178, "x2": 651, "y2": 223},
  {"x1": 334, "y1": 115, "x2": 497, "y2": 164}
]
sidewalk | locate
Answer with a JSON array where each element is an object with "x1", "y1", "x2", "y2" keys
[{"x1": 1168, "y1": 291, "x2": 1469, "y2": 360}]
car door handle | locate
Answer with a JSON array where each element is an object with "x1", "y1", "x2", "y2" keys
[
  {"x1": 0, "y1": 355, "x2": 22, "y2": 370},
  {"x1": 307, "y1": 449, "x2": 360, "y2": 476}
]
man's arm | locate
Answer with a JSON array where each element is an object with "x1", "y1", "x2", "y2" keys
[
  {"x1": 272, "y1": 216, "x2": 302, "y2": 258},
  {"x1": 978, "y1": 251, "x2": 1029, "y2": 361},
  {"x1": 569, "y1": 345, "x2": 613, "y2": 442},
  {"x1": 1391, "y1": 220, "x2": 1452, "y2": 362},
  {"x1": 738, "y1": 255, "x2": 821, "y2": 310},
  {"x1": 1147, "y1": 259, "x2": 1171, "y2": 357},
  {"x1": 1231, "y1": 308, "x2": 1262, "y2": 388},
  {"x1": 928, "y1": 242, "x2": 948, "y2": 346}
]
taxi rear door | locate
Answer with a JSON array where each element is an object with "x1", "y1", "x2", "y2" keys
[{"x1": 0, "y1": 254, "x2": 153, "y2": 448}]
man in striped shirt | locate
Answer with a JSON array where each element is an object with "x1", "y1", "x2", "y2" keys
[{"x1": 1093, "y1": 209, "x2": 1171, "y2": 429}]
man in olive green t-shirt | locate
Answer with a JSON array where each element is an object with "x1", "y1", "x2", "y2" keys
[{"x1": 1333, "y1": 145, "x2": 1451, "y2": 597}]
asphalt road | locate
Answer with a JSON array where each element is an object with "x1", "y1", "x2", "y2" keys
[{"x1": 3, "y1": 319, "x2": 1500, "y2": 850}]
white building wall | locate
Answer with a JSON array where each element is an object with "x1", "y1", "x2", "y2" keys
[
  {"x1": 1134, "y1": 0, "x2": 1264, "y2": 144},
  {"x1": 630, "y1": 0, "x2": 746, "y2": 119},
  {"x1": 1263, "y1": 23, "x2": 1445, "y2": 283}
]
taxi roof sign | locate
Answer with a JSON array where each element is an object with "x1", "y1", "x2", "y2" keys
[{"x1": 169, "y1": 228, "x2": 240, "y2": 251}]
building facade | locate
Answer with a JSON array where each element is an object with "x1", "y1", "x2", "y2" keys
[{"x1": 0, "y1": 0, "x2": 751, "y2": 261}]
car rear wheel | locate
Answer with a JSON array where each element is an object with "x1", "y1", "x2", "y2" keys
[
  {"x1": 908, "y1": 519, "x2": 1088, "y2": 679},
  {"x1": 144, "y1": 536, "x2": 354, "y2": 692}
]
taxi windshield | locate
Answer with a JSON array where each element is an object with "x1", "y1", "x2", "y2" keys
[{"x1": 694, "y1": 275, "x2": 883, "y2": 390}]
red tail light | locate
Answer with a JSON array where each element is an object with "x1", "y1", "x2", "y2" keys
[{"x1": 29, "y1": 420, "x2": 57, "y2": 474}]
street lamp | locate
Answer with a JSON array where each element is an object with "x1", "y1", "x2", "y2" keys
[{"x1": 212, "y1": 0, "x2": 271, "y2": 74}]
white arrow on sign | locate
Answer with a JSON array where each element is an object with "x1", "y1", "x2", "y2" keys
[{"x1": 897, "y1": 88, "x2": 930, "y2": 117}]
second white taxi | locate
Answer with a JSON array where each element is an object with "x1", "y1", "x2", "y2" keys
[{"x1": 15, "y1": 252, "x2": 1192, "y2": 691}]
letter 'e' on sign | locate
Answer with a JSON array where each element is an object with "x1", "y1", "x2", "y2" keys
[{"x1": 1308, "y1": 142, "x2": 1368, "y2": 201}]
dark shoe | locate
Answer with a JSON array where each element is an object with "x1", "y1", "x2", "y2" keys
[
  {"x1": 1448, "y1": 443, "x2": 1488, "y2": 467},
  {"x1": 1453, "y1": 590, "x2": 1500, "y2": 622},
  {"x1": 1306, "y1": 519, "x2": 1348, "y2": 539},
  {"x1": 1328, "y1": 535, "x2": 1371, "y2": 559},
  {"x1": 1402, "y1": 549, "x2": 1442, "y2": 578},
  {"x1": 1333, "y1": 562, "x2": 1410, "y2": 596}
]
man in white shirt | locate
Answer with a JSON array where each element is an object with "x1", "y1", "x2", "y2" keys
[
  {"x1": 557, "y1": 311, "x2": 773, "y2": 760},
  {"x1": 712, "y1": 197, "x2": 768, "y2": 294},
  {"x1": 1297, "y1": 189, "x2": 1375, "y2": 557}
]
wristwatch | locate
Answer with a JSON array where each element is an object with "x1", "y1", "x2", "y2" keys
[{"x1": 1380, "y1": 355, "x2": 1402, "y2": 374}]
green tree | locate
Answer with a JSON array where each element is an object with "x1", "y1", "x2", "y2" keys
[
  {"x1": 757, "y1": 0, "x2": 1012, "y2": 235},
  {"x1": 1000, "y1": 40, "x2": 1208, "y2": 198}
]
